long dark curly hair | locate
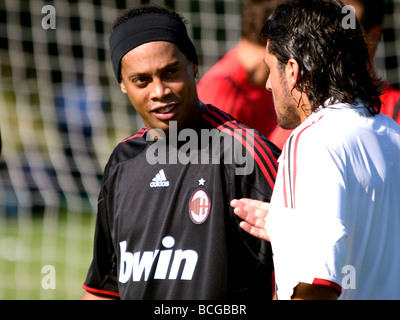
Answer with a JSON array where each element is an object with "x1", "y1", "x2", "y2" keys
[{"x1": 261, "y1": 0, "x2": 384, "y2": 115}]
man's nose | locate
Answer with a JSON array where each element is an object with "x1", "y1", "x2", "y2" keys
[{"x1": 150, "y1": 78, "x2": 172, "y2": 100}]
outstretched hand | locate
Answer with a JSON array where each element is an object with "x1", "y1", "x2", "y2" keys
[{"x1": 230, "y1": 198, "x2": 271, "y2": 241}]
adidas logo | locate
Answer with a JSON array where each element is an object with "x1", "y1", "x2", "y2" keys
[{"x1": 150, "y1": 169, "x2": 170, "y2": 187}]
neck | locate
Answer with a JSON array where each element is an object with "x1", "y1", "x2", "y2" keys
[
  {"x1": 297, "y1": 91, "x2": 313, "y2": 124},
  {"x1": 235, "y1": 38, "x2": 268, "y2": 87}
]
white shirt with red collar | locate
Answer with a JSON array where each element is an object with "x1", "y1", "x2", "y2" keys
[{"x1": 268, "y1": 100, "x2": 400, "y2": 300}]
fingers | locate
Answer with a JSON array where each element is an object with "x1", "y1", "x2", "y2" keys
[
  {"x1": 230, "y1": 198, "x2": 269, "y2": 223},
  {"x1": 239, "y1": 221, "x2": 269, "y2": 241},
  {"x1": 230, "y1": 198, "x2": 271, "y2": 241},
  {"x1": 233, "y1": 206, "x2": 266, "y2": 228},
  {"x1": 231, "y1": 198, "x2": 270, "y2": 211}
]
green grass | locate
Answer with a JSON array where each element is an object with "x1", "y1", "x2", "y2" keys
[{"x1": 0, "y1": 213, "x2": 96, "y2": 300}]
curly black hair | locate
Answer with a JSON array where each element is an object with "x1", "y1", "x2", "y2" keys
[{"x1": 261, "y1": 0, "x2": 384, "y2": 115}]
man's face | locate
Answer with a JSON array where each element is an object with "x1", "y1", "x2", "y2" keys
[
  {"x1": 120, "y1": 41, "x2": 199, "y2": 134},
  {"x1": 264, "y1": 43, "x2": 303, "y2": 130}
]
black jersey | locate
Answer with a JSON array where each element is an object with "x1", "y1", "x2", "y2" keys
[{"x1": 83, "y1": 105, "x2": 280, "y2": 300}]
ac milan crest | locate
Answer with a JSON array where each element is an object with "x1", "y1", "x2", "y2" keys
[{"x1": 189, "y1": 189, "x2": 210, "y2": 224}]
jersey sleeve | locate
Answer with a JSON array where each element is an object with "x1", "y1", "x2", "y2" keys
[{"x1": 83, "y1": 165, "x2": 120, "y2": 298}]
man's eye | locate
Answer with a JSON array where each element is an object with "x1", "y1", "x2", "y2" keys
[
  {"x1": 132, "y1": 77, "x2": 149, "y2": 87},
  {"x1": 166, "y1": 68, "x2": 178, "y2": 75},
  {"x1": 134, "y1": 77, "x2": 147, "y2": 83}
]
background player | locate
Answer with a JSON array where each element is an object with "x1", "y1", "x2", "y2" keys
[
  {"x1": 81, "y1": 4, "x2": 280, "y2": 300},
  {"x1": 231, "y1": 0, "x2": 400, "y2": 300},
  {"x1": 197, "y1": 0, "x2": 291, "y2": 150}
]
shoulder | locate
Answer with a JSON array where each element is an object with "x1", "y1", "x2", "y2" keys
[
  {"x1": 381, "y1": 84, "x2": 400, "y2": 121},
  {"x1": 292, "y1": 104, "x2": 400, "y2": 156},
  {"x1": 202, "y1": 105, "x2": 280, "y2": 154},
  {"x1": 199, "y1": 49, "x2": 240, "y2": 80},
  {"x1": 294, "y1": 104, "x2": 365, "y2": 139},
  {"x1": 118, "y1": 128, "x2": 148, "y2": 144},
  {"x1": 197, "y1": 49, "x2": 245, "y2": 90},
  {"x1": 107, "y1": 128, "x2": 149, "y2": 167},
  {"x1": 286, "y1": 107, "x2": 352, "y2": 162},
  {"x1": 382, "y1": 84, "x2": 400, "y2": 102},
  {"x1": 202, "y1": 105, "x2": 280, "y2": 185}
]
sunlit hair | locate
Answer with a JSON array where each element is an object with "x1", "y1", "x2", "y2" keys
[
  {"x1": 241, "y1": 0, "x2": 285, "y2": 46},
  {"x1": 261, "y1": 0, "x2": 384, "y2": 115}
]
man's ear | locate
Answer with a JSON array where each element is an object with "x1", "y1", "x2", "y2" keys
[
  {"x1": 286, "y1": 58, "x2": 300, "y2": 90},
  {"x1": 192, "y1": 63, "x2": 199, "y2": 79},
  {"x1": 120, "y1": 80, "x2": 127, "y2": 94}
]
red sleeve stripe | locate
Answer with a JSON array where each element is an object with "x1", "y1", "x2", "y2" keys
[
  {"x1": 203, "y1": 112, "x2": 275, "y2": 187},
  {"x1": 282, "y1": 143, "x2": 289, "y2": 208},
  {"x1": 118, "y1": 128, "x2": 148, "y2": 144},
  {"x1": 203, "y1": 106, "x2": 277, "y2": 184},
  {"x1": 209, "y1": 106, "x2": 278, "y2": 170},
  {"x1": 312, "y1": 278, "x2": 342, "y2": 296},
  {"x1": 202, "y1": 106, "x2": 277, "y2": 187},
  {"x1": 82, "y1": 284, "x2": 120, "y2": 298},
  {"x1": 291, "y1": 115, "x2": 323, "y2": 208},
  {"x1": 205, "y1": 105, "x2": 278, "y2": 161},
  {"x1": 291, "y1": 124, "x2": 312, "y2": 208},
  {"x1": 282, "y1": 115, "x2": 324, "y2": 209}
]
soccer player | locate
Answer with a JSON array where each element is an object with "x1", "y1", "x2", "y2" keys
[
  {"x1": 81, "y1": 4, "x2": 280, "y2": 300},
  {"x1": 231, "y1": 0, "x2": 400, "y2": 300},
  {"x1": 197, "y1": 0, "x2": 291, "y2": 149}
]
